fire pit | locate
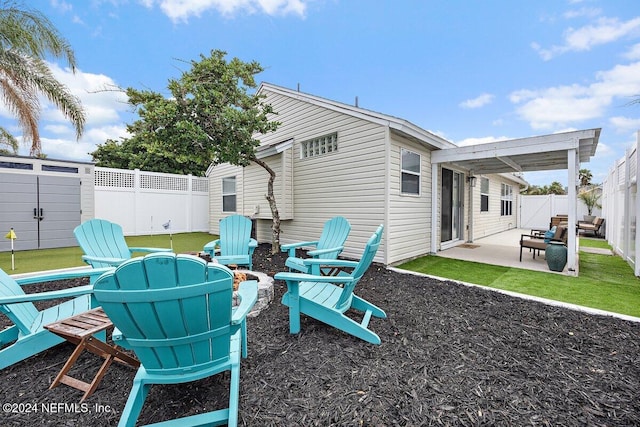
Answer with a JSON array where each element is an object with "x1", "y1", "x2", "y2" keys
[
  {"x1": 195, "y1": 252, "x2": 274, "y2": 316},
  {"x1": 233, "y1": 270, "x2": 274, "y2": 317}
]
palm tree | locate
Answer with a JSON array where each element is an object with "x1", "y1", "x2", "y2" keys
[
  {"x1": 0, "y1": 127, "x2": 18, "y2": 154},
  {"x1": 0, "y1": 2, "x2": 85, "y2": 156},
  {"x1": 578, "y1": 168, "x2": 593, "y2": 187}
]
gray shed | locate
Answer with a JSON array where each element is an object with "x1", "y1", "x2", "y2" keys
[{"x1": 0, "y1": 155, "x2": 94, "y2": 251}]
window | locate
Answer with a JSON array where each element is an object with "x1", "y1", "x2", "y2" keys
[
  {"x1": 222, "y1": 176, "x2": 236, "y2": 212},
  {"x1": 480, "y1": 177, "x2": 489, "y2": 212},
  {"x1": 300, "y1": 132, "x2": 338, "y2": 158},
  {"x1": 501, "y1": 183, "x2": 513, "y2": 216},
  {"x1": 401, "y1": 149, "x2": 420, "y2": 195}
]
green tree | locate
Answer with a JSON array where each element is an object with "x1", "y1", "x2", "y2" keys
[
  {"x1": 0, "y1": 127, "x2": 18, "y2": 154},
  {"x1": 92, "y1": 50, "x2": 282, "y2": 251},
  {"x1": 546, "y1": 181, "x2": 566, "y2": 195},
  {"x1": 0, "y1": 1, "x2": 85, "y2": 156},
  {"x1": 579, "y1": 168, "x2": 593, "y2": 187}
]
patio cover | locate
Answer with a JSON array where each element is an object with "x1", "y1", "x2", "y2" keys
[{"x1": 430, "y1": 128, "x2": 601, "y2": 275}]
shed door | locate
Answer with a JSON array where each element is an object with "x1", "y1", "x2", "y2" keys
[{"x1": 0, "y1": 173, "x2": 80, "y2": 251}]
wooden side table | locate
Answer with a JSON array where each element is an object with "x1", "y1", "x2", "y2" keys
[{"x1": 44, "y1": 307, "x2": 139, "y2": 401}]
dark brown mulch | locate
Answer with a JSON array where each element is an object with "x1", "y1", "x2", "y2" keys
[{"x1": 1, "y1": 244, "x2": 640, "y2": 426}]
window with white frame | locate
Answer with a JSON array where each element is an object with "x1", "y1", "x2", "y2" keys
[
  {"x1": 300, "y1": 132, "x2": 338, "y2": 158},
  {"x1": 222, "y1": 176, "x2": 236, "y2": 212},
  {"x1": 480, "y1": 177, "x2": 489, "y2": 212},
  {"x1": 401, "y1": 149, "x2": 420, "y2": 195},
  {"x1": 501, "y1": 183, "x2": 513, "y2": 216}
]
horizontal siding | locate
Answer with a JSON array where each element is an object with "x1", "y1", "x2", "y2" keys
[
  {"x1": 207, "y1": 164, "x2": 243, "y2": 234},
  {"x1": 473, "y1": 175, "x2": 519, "y2": 239},
  {"x1": 387, "y1": 135, "x2": 434, "y2": 264},
  {"x1": 263, "y1": 89, "x2": 387, "y2": 262}
]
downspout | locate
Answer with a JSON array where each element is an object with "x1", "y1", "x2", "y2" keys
[{"x1": 384, "y1": 125, "x2": 391, "y2": 265}]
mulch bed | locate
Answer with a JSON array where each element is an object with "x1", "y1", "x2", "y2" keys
[{"x1": 2, "y1": 244, "x2": 640, "y2": 426}]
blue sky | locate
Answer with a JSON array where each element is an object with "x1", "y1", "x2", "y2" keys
[{"x1": 2, "y1": 0, "x2": 640, "y2": 186}]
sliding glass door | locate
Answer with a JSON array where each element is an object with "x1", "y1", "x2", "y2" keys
[{"x1": 441, "y1": 168, "x2": 464, "y2": 244}]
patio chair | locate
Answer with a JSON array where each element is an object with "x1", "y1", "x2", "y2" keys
[
  {"x1": 92, "y1": 253, "x2": 258, "y2": 427},
  {"x1": 274, "y1": 225, "x2": 386, "y2": 345},
  {"x1": 281, "y1": 216, "x2": 351, "y2": 274},
  {"x1": 519, "y1": 225, "x2": 567, "y2": 261},
  {"x1": 203, "y1": 215, "x2": 258, "y2": 270},
  {"x1": 74, "y1": 219, "x2": 172, "y2": 268},
  {"x1": 578, "y1": 217, "x2": 605, "y2": 237},
  {"x1": 0, "y1": 267, "x2": 111, "y2": 370}
]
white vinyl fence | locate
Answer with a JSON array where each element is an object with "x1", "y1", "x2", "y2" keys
[
  {"x1": 601, "y1": 135, "x2": 639, "y2": 276},
  {"x1": 95, "y1": 167, "x2": 209, "y2": 236},
  {"x1": 520, "y1": 195, "x2": 600, "y2": 230}
]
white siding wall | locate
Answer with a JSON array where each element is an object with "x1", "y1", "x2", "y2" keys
[
  {"x1": 386, "y1": 134, "x2": 434, "y2": 264},
  {"x1": 473, "y1": 174, "x2": 519, "y2": 238},
  {"x1": 212, "y1": 89, "x2": 388, "y2": 262},
  {"x1": 208, "y1": 164, "x2": 244, "y2": 235},
  {"x1": 270, "y1": 91, "x2": 387, "y2": 261}
]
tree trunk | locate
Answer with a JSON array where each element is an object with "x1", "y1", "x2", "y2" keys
[{"x1": 252, "y1": 158, "x2": 281, "y2": 254}]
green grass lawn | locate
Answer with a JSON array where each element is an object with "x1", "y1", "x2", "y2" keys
[
  {"x1": 0, "y1": 232, "x2": 216, "y2": 274},
  {"x1": 398, "y1": 245, "x2": 640, "y2": 318},
  {"x1": 3, "y1": 232, "x2": 639, "y2": 318}
]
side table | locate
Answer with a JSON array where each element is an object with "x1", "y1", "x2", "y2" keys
[{"x1": 44, "y1": 307, "x2": 139, "y2": 401}]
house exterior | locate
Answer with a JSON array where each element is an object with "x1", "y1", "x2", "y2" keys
[{"x1": 207, "y1": 83, "x2": 526, "y2": 265}]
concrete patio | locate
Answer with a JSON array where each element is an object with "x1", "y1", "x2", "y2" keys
[{"x1": 437, "y1": 228, "x2": 573, "y2": 274}]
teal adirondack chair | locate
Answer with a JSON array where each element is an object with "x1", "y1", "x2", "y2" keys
[
  {"x1": 74, "y1": 219, "x2": 172, "y2": 268},
  {"x1": 203, "y1": 215, "x2": 257, "y2": 270},
  {"x1": 93, "y1": 253, "x2": 258, "y2": 427},
  {"x1": 0, "y1": 267, "x2": 112, "y2": 370},
  {"x1": 281, "y1": 216, "x2": 351, "y2": 273},
  {"x1": 274, "y1": 225, "x2": 386, "y2": 345}
]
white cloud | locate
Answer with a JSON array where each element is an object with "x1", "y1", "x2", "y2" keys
[
  {"x1": 459, "y1": 93, "x2": 494, "y2": 109},
  {"x1": 609, "y1": 116, "x2": 640, "y2": 133},
  {"x1": 44, "y1": 62, "x2": 131, "y2": 126},
  {"x1": 533, "y1": 16, "x2": 640, "y2": 60},
  {"x1": 563, "y1": 7, "x2": 601, "y2": 20},
  {"x1": 19, "y1": 63, "x2": 133, "y2": 159},
  {"x1": 140, "y1": 0, "x2": 308, "y2": 22},
  {"x1": 623, "y1": 43, "x2": 640, "y2": 60},
  {"x1": 510, "y1": 61, "x2": 640, "y2": 129}
]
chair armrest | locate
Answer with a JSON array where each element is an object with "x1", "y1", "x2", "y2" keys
[
  {"x1": 15, "y1": 267, "x2": 113, "y2": 285},
  {"x1": 307, "y1": 246, "x2": 344, "y2": 257},
  {"x1": 82, "y1": 255, "x2": 126, "y2": 267},
  {"x1": 281, "y1": 241, "x2": 319, "y2": 257},
  {"x1": 249, "y1": 239, "x2": 258, "y2": 248},
  {"x1": 296, "y1": 258, "x2": 359, "y2": 276},
  {"x1": 231, "y1": 280, "x2": 258, "y2": 324},
  {"x1": 128, "y1": 247, "x2": 172, "y2": 254},
  {"x1": 202, "y1": 239, "x2": 220, "y2": 256},
  {"x1": 0, "y1": 284, "x2": 93, "y2": 304},
  {"x1": 274, "y1": 271, "x2": 354, "y2": 284},
  {"x1": 298, "y1": 259, "x2": 359, "y2": 268},
  {"x1": 520, "y1": 234, "x2": 543, "y2": 241}
]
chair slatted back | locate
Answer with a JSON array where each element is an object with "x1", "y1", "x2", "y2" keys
[
  {"x1": 334, "y1": 225, "x2": 383, "y2": 311},
  {"x1": 219, "y1": 215, "x2": 252, "y2": 257},
  {"x1": 0, "y1": 269, "x2": 39, "y2": 336},
  {"x1": 316, "y1": 216, "x2": 351, "y2": 259},
  {"x1": 74, "y1": 219, "x2": 131, "y2": 267},
  {"x1": 93, "y1": 253, "x2": 234, "y2": 374}
]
